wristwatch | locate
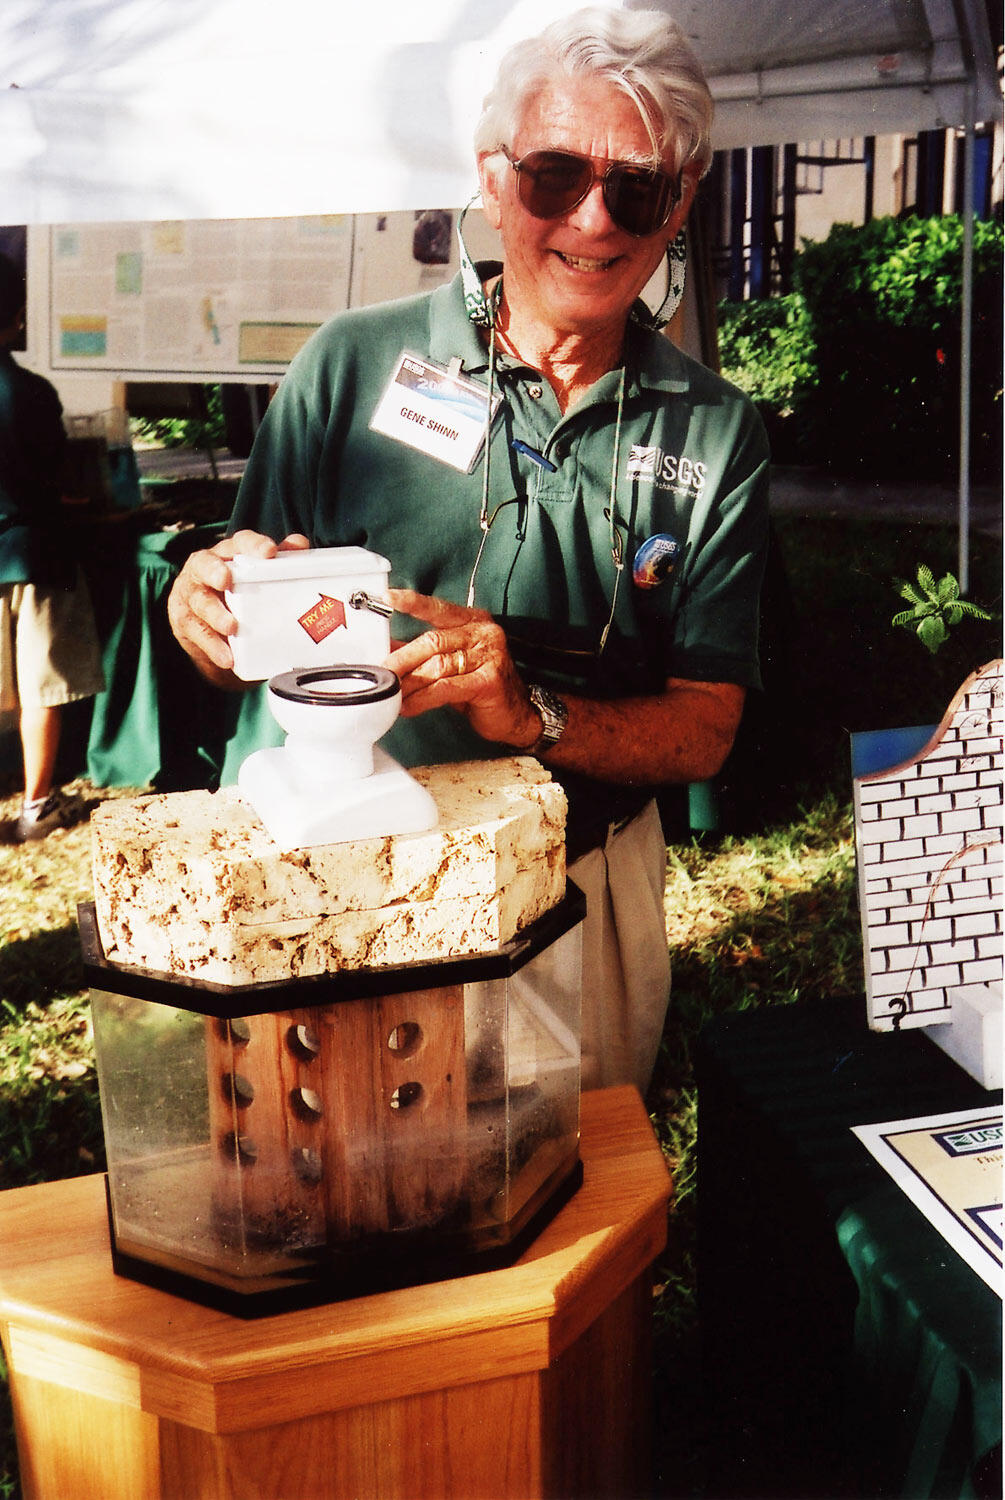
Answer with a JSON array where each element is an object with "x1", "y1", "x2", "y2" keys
[{"x1": 526, "y1": 684, "x2": 568, "y2": 756}]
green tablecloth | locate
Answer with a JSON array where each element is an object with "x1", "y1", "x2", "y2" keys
[
  {"x1": 838, "y1": 1193, "x2": 1001, "y2": 1500},
  {"x1": 696, "y1": 995, "x2": 1001, "y2": 1500},
  {"x1": 84, "y1": 523, "x2": 282, "y2": 791}
]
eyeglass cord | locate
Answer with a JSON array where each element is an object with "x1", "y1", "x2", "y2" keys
[
  {"x1": 465, "y1": 287, "x2": 502, "y2": 607},
  {"x1": 466, "y1": 276, "x2": 627, "y2": 657}
]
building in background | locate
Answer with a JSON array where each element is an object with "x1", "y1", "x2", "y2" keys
[{"x1": 706, "y1": 121, "x2": 1002, "y2": 303}]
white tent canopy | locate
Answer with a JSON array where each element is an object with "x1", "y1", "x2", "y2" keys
[
  {"x1": 1, "y1": 0, "x2": 999, "y2": 226},
  {"x1": 2, "y1": 0, "x2": 999, "y2": 586},
  {"x1": 684, "y1": 0, "x2": 999, "y2": 149}
]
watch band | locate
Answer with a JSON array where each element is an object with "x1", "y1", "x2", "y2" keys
[{"x1": 526, "y1": 683, "x2": 568, "y2": 756}]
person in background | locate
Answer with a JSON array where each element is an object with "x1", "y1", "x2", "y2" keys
[
  {"x1": 168, "y1": 7, "x2": 769, "y2": 1095},
  {"x1": 0, "y1": 253, "x2": 105, "y2": 841}
]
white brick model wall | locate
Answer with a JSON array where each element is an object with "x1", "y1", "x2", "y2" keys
[{"x1": 854, "y1": 659, "x2": 1003, "y2": 1031}]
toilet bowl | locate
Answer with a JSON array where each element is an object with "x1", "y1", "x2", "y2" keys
[
  {"x1": 238, "y1": 673, "x2": 438, "y2": 848},
  {"x1": 267, "y1": 666, "x2": 401, "y2": 783}
]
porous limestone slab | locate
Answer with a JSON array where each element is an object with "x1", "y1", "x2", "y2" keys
[
  {"x1": 103, "y1": 858, "x2": 562, "y2": 985},
  {"x1": 91, "y1": 757, "x2": 567, "y2": 984}
]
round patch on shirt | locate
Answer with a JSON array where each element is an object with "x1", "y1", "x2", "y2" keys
[{"x1": 633, "y1": 533, "x2": 681, "y2": 590}]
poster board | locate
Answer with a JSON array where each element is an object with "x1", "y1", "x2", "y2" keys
[
  {"x1": 852, "y1": 1106, "x2": 1003, "y2": 1294},
  {"x1": 49, "y1": 215, "x2": 355, "y2": 378}
]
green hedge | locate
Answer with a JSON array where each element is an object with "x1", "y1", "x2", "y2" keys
[
  {"x1": 717, "y1": 214, "x2": 1003, "y2": 479},
  {"x1": 131, "y1": 383, "x2": 227, "y2": 450},
  {"x1": 717, "y1": 294, "x2": 817, "y2": 464}
]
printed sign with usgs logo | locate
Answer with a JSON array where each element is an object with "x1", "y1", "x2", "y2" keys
[
  {"x1": 853, "y1": 1106, "x2": 1003, "y2": 1293},
  {"x1": 370, "y1": 352, "x2": 496, "y2": 472}
]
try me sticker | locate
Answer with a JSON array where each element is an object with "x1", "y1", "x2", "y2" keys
[
  {"x1": 298, "y1": 593, "x2": 346, "y2": 644},
  {"x1": 369, "y1": 352, "x2": 495, "y2": 472}
]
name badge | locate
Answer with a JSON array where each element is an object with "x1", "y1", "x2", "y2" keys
[{"x1": 370, "y1": 352, "x2": 496, "y2": 473}]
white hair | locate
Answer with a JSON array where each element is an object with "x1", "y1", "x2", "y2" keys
[{"x1": 474, "y1": 7, "x2": 714, "y2": 176}]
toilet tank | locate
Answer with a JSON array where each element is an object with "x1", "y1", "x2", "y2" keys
[{"x1": 226, "y1": 546, "x2": 392, "y2": 682}]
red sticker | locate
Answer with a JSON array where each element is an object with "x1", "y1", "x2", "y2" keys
[{"x1": 298, "y1": 593, "x2": 346, "y2": 644}]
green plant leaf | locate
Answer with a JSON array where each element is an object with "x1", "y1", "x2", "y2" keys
[
  {"x1": 917, "y1": 613, "x2": 948, "y2": 653},
  {"x1": 957, "y1": 599, "x2": 995, "y2": 621},
  {"x1": 916, "y1": 562, "x2": 937, "y2": 597}
]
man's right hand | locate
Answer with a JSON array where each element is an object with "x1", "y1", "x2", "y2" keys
[{"x1": 167, "y1": 529, "x2": 310, "y2": 686}]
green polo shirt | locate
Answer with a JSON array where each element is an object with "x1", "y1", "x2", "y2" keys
[{"x1": 229, "y1": 266, "x2": 769, "y2": 844}]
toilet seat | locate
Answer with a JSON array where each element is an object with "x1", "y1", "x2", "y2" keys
[{"x1": 269, "y1": 665, "x2": 399, "y2": 707}]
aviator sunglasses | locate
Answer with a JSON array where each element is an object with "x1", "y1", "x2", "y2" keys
[{"x1": 503, "y1": 147, "x2": 681, "y2": 237}]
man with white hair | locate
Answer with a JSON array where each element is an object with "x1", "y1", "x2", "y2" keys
[{"x1": 169, "y1": 7, "x2": 769, "y2": 1095}]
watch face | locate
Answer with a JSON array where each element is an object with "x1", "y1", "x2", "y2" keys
[{"x1": 530, "y1": 685, "x2": 568, "y2": 744}]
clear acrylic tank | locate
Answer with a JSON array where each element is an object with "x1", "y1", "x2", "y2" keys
[{"x1": 80, "y1": 890, "x2": 584, "y2": 1315}]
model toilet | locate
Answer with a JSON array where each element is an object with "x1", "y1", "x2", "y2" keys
[{"x1": 226, "y1": 545, "x2": 437, "y2": 849}]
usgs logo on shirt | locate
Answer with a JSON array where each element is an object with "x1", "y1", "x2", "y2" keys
[{"x1": 626, "y1": 445, "x2": 707, "y2": 495}]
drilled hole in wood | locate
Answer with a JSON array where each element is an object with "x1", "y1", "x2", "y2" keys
[
  {"x1": 223, "y1": 1072, "x2": 255, "y2": 1107},
  {"x1": 389, "y1": 1081, "x2": 424, "y2": 1111},
  {"x1": 221, "y1": 1132, "x2": 258, "y2": 1165},
  {"x1": 292, "y1": 1146, "x2": 323, "y2": 1184},
  {"x1": 290, "y1": 1086, "x2": 323, "y2": 1120},
  {"x1": 215, "y1": 1017, "x2": 251, "y2": 1046},
  {"x1": 386, "y1": 1021, "x2": 422, "y2": 1058},
  {"x1": 287, "y1": 1023, "x2": 321, "y2": 1061}
]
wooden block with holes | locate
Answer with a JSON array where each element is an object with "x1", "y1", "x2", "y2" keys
[
  {"x1": 321, "y1": 987, "x2": 468, "y2": 1235},
  {"x1": 204, "y1": 992, "x2": 468, "y2": 1244},
  {"x1": 204, "y1": 1013, "x2": 327, "y2": 1250}
]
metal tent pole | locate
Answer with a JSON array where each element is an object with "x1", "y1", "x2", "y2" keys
[{"x1": 958, "y1": 80, "x2": 975, "y2": 595}]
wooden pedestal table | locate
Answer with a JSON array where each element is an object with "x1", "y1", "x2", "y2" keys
[{"x1": 0, "y1": 1086, "x2": 670, "y2": 1500}]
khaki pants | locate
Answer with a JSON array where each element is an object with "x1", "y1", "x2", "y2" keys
[
  {"x1": 0, "y1": 571, "x2": 105, "y2": 712},
  {"x1": 568, "y1": 799, "x2": 670, "y2": 1096}
]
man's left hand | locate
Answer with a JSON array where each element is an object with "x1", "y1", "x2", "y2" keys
[{"x1": 386, "y1": 589, "x2": 541, "y2": 749}]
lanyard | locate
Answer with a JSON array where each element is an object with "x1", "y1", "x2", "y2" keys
[{"x1": 464, "y1": 271, "x2": 628, "y2": 657}]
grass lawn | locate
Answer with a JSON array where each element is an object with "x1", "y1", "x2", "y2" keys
[{"x1": 0, "y1": 512, "x2": 1000, "y2": 1499}]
